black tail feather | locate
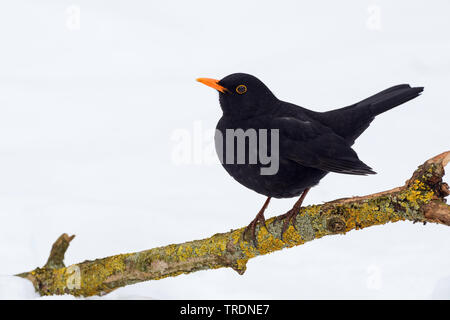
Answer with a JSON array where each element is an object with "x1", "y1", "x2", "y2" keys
[
  {"x1": 316, "y1": 84, "x2": 424, "y2": 145},
  {"x1": 368, "y1": 86, "x2": 424, "y2": 116}
]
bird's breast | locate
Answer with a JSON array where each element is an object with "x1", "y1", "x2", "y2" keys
[{"x1": 214, "y1": 117, "x2": 327, "y2": 198}]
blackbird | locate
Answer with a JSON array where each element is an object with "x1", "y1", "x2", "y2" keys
[{"x1": 197, "y1": 73, "x2": 423, "y2": 245}]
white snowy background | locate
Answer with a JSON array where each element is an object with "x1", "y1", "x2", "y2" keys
[{"x1": 0, "y1": 0, "x2": 449, "y2": 299}]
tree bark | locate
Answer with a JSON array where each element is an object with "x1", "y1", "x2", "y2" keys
[{"x1": 17, "y1": 151, "x2": 450, "y2": 297}]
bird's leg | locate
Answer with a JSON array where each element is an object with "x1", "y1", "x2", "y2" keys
[
  {"x1": 243, "y1": 197, "x2": 271, "y2": 247},
  {"x1": 276, "y1": 188, "x2": 310, "y2": 240}
]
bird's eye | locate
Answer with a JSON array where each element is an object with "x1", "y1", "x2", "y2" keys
[{"x1": 236, "y1": 85, "x2": 247, "y2": 94}]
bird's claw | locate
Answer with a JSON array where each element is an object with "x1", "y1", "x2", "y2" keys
[
  {"x1": 243, "y1": 214, "x2": 269, "y2": 247},
  {"x1": 275, "y1": 208, "x2": 299, "y2": 241}
]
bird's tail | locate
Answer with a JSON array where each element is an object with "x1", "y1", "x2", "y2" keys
[
  {"x1": 362, "y1": 84, "x2": 424, "y2": 117},
  {"x1": 317, "y1": 84, "x2": 424, "y2": 145}
]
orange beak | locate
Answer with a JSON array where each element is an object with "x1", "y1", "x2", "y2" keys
[{"x1": 196, "y1": 78, "x2": 229, "y2": 93}]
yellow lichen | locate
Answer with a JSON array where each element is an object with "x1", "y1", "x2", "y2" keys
[
  {"x1": 282, "y1": 226, "x2": 304, "y2": 248},
  {"x1": 235, "y1": 258, "x2": 248, "y2": 272},
  {"x1": 256, "y1": 227, "x2": 285, "y2": 254}
]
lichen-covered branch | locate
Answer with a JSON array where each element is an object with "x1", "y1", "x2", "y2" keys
[
  {"x1": 17, "y1": 151, "x2": 450, "y2": 297},
  {"x1": 44, "y1": 233, "x2": 75, "y2": 269}
]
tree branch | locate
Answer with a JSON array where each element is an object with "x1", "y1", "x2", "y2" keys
[
  {"x1": 16, "y1": 151, "x2": 450, "y2": 297},
  {"x1": 44, "y1": 233, "x2": 75, "y2": 269}
]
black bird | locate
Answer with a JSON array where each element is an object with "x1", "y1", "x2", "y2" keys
[{"x1": 197, "y1": 73, "x2": 423, "y2": 245}]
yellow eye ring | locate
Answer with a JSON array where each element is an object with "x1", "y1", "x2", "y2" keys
[{"x1": 236, "y1": 85, "x2": 247, "y2": 94}]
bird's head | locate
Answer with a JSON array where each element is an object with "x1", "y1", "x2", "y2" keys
[{"x1": 197, "y1": 73, "x2": 277, "y2": 117}]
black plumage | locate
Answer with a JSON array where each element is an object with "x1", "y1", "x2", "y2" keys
[{"x1": 197, "y1": 73, "x2": 423, "y2": 244}]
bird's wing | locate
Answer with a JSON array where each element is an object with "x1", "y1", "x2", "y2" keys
[{"x1": 271, "y1": 117, "x2": 376, "y2": 175}]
